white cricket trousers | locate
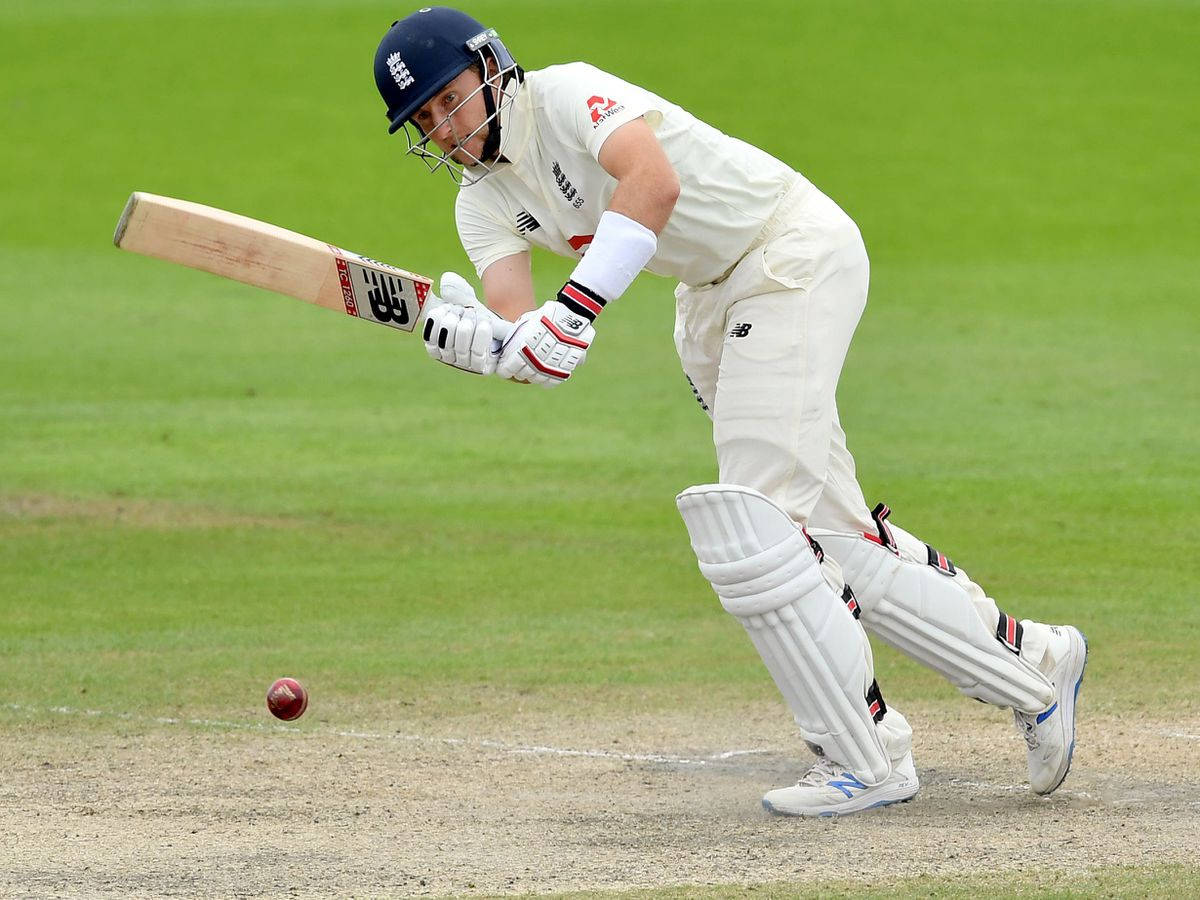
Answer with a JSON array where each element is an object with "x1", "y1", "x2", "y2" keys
[
  {"x1": 674, "y1": 176, "x2": 875, "y2": 537},
  {"x1": 672, "y1": 178, "x2": 1054, "y2": 676}
]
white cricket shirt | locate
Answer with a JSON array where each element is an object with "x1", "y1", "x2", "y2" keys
[{"x1": 455, "y1": 62, "x2": 805, "y2": 288}]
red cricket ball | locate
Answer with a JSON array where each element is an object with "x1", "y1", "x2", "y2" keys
[{"x1": 266, "y1": 677, "x2": 308, "y2": 721}]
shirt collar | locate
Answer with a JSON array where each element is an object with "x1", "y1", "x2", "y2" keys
[{"x1": 495, "y1": 75, "x2": 533, "y2": 167}]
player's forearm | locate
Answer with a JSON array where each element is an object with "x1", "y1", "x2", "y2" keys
[
  {"x1": 607, "y1": 168, "x2": 679, "y2": 235},
  {"x1": 486, "y1": 291, "x2": 535, "y2": 322},
  {"x1": 481, "y1": 251, "x2": 537, "y2": 321},
  {"x1": 596, "y1": 117, "x2": 681, "y2": 235}
]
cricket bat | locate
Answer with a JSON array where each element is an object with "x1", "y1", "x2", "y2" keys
[{"x1": 113, "y1": 191, "x2": 509, "y2": 339}]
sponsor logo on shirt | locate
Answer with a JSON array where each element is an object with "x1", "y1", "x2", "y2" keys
[
  {"x1": 515, "y1": 210, "x2": 541, "y2": 234},
  {"x1": 586, "y1": 95, "x2": 624, "y2": 128},
  {"x1": 552, "y1": 161, "x2": 585, "y2": 209},
  {"x1": 728, "y1": 323, "x2": 753, "y2": 338}
]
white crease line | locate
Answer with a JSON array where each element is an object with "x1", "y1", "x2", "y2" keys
[
  {"x1": 1163, "y1": 731, "x2": 1200, "y2": 741},
  {"x1": 4, "y1": 703, "x2": 765, "y2": 768},
  {"x1": 713, "y1": 749, "x2": 773, "y2": 759},
  {"x1": 503, "y1": 744, "x2": 712, "y2": 765}
]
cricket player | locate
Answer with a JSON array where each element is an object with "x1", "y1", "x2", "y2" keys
[{"x1": 373, "y1": 7, "x2": 1088, "y2": 816}]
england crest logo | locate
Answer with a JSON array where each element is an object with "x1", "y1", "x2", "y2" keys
[{"x1": 386, "y1": 52, "x2": 414, "y2": 90}]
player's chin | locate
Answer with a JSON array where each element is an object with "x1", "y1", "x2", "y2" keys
[{"x1": 450, "y1": 144, "x2": 485, "y2": 167}]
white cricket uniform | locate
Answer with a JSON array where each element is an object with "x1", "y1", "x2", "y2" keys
[
  {"x1": 453, "y1": 63, "x2": 1071, "y2": 777},
  {"x1": 457, "y1": 62, "x2": 874, "y2": 536}
]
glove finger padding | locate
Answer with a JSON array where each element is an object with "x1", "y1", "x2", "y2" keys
[
  {"x1": 422, "y1": 303, "x2": 500, "y2": 375},
  {"x1": 423, "y1": 304, "x2": 461, "y2": 365},
  {"x1": 452, "y1": 308, "x2": 476, "y2": 363},
  {"x1": 466, "y1": 310, "x2": 498, "y2": 376}
]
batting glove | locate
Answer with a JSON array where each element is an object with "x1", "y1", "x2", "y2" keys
[
  {"x1": 421, "y1": 272, "x2": 508, "y2": 376},
  {"x1": 496, "y1": 281, "x2": 603, "y2": 387}
]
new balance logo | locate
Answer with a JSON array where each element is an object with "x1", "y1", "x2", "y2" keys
[
  {"x1": 560, "y1": 314, "x2": 585, "y2": 331},
  {"x1": 827, "y1": 772, "x2": 867, "y2": 799},
  {"x1": 515, "y1": 211, "x2": 540, "y2": 235},
  {"x1": 728, "y1": 323, "x2": 752, "y2": 338},
  {"x1": 1035, "y1": 701, "x2": 1059, "y2": 724}
]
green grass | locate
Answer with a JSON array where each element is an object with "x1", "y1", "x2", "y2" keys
[{"x1": 1, "y1": 0, "x2": 1198, "y2": 890}]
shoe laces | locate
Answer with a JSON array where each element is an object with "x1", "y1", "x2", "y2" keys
[
  {"x1": 1014, "y1": 711, "x2": 1040, "y2": 750},
  {"x1": 797, "y1": 756, "x2": 843, "y2": 786}
]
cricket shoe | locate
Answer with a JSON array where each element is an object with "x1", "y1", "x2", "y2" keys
[
  {"x1": 1014, "y1": 625, "x2": 1088, "y2": 795},
  {"x1": 761, "y1": 752, "x2": 919, "y2": 817}
]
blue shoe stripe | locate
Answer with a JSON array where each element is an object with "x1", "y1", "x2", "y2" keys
[{"x1": 1036, "y1": 701, "x2": 1058, "y2": 724}]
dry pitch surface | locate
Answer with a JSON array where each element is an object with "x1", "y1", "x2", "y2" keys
[{"x1": 3, "y1": 703, "x2": 1197, "y2": 897}]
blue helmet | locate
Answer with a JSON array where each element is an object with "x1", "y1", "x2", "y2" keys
[{"x1": 373, "y1": 7, "x2": 517, "y2": 135}]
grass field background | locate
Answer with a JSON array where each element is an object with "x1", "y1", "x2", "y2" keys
[{"x1": 2, "y1": 0, "x2": 1198, "y2": 894}]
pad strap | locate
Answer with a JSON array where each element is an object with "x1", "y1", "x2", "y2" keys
[
  {"x1": 869, "y1": 502, "x2": 898, "y2": 552},
  {"x1": 996, "y1": 611, "x2": 1024, "y2": 655},
  {"x1": 865, "y1": 680, "x2": 887, "y2": 723}
]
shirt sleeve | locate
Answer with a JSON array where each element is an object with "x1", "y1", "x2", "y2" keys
[
  {"x1": 542, "y1": 63, "x2": 667, "y2": 161},
  {"x1": 454, "y1": 186, "x2": 530, "y2": 279}
]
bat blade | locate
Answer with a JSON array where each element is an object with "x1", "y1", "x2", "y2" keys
[{"x1": 114, "y1": 191, "x2": 432, "y2": 333}]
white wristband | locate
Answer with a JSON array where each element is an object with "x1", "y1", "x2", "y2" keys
[{"x1": 568, "y1": 210, "x2": 658, "y2": 303}]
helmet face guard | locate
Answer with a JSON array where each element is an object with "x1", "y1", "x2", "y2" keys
[
  {"x1": 402, "y1": 45, "x2": 521, "y2": 186},
  {"x1": 373, "y1": 8, "x2": 522, "y2": 186}
]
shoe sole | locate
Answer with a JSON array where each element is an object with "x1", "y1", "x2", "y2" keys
[
  {"x1": 761, "y1": 784, "x2": 919, "y2": 818},
  {"x1": 1036, "y1": 627, "x2": 1088, "y2": 795}
]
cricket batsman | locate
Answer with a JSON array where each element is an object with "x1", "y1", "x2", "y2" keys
[{"x1": 372, "y1": 7, "x2": 1088, "y2": 816}]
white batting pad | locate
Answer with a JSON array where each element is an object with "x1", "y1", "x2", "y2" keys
[
  {"x1": 676, "y1": 484, "x2": 892, "y2": 785},
  {"x1": 813, "y1": 529, "x2": 1054, "y2": 711}
]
